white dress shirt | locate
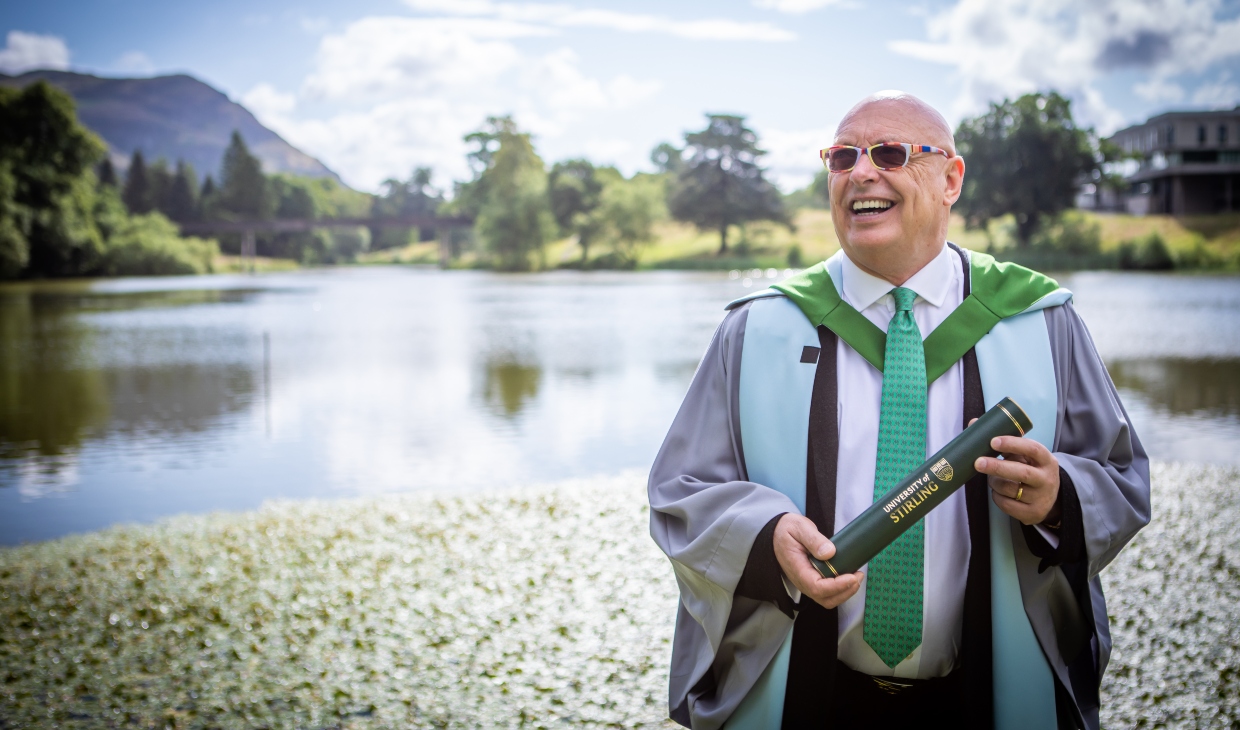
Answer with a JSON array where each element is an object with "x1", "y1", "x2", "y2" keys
[{"x1": 834, "y1": 245, "x2": 971, "y2": 679}]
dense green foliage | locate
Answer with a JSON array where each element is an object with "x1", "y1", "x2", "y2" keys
[
  {"x1": 596, "y1": 173, "x2": 667, "y2": 267},
  {"x1": 462, "y1": 117, "x2": 557, "y2": 271},
  {"x1": 0, "y1": 81, "x2": 215, "y2": 279},
  {"x1": 549, "y1": 159, "x2": 607, "y2": 265},
  {"x1": 371, "y1": 167, "x2": 443, "y2": 250},
  {"x1": 661, "y1": 114, "x2": 789, "y2": 254},
  {"x1": 213, "y1": 131, "x2": 271, "y2": 220},
  {"x1": 955, "y1": 92, "x2": 1098, "y2": 246}
]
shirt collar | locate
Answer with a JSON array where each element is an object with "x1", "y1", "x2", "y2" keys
[{"x1": 840, "y1": 244, "x2": 957, "y2": 312}]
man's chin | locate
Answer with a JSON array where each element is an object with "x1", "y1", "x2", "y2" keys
[{"x1": 840, "y1": 228, "x2": 904, "y2": 254}]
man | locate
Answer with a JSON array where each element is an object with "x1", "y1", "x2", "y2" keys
[{"x1": 648, "y1": 92, "x2": 1149, "y2": 730}]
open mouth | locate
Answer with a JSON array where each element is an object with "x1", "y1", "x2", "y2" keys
[{"x1": 851, "y1": 199, "x2": 895, "y2": 216}]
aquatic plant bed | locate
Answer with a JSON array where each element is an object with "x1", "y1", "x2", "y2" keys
[{"x1": 1, "y1": 464, "x2": 1237, "y2": 728}]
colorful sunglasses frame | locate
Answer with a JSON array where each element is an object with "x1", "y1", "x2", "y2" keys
[{"x1": 819, "y1": 142, "x2": 952, "y2": 172}]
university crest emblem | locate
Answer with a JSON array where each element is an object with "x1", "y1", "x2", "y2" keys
[{"x1": 931, "y1": 458, "x2": 954, "y2": 482}]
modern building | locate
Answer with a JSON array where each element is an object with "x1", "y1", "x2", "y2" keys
[{"x1": 1101, "y1": 108, "x2": 1240, "y2": 215}]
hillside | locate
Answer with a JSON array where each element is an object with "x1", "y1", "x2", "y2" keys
[{"x1": 0, "y1": 70, "x2": 338, "y2": 182}]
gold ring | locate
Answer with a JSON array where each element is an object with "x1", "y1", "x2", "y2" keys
[{"x1": 1015, "y1": 485, "x2": 1024, "y2": 502}]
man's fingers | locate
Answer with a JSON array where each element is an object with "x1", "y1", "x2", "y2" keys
[
  {"x1": 805, "y1": 571, "x2": 864, "y2": 608},
  {"x1": 990, "y1": 435, "x2": 1051, "y2": 463},
  {"x1": 991, "y1": 492, "x2": 1041, "y2": 525},
  {"x1": 788, "y1": 517, "x2": 835, "y2": 561},
  {"x1": 975, "y1": 455, "x2": 1040, "y2": 485}
]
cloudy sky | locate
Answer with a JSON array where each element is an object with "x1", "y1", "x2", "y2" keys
[{"x1": 3, "y1": 0, "x2": 1240, "y2": 192}]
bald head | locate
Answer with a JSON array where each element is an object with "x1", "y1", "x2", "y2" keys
[
  {"x1": 836, "y1": 91, "x2": 955, "y2": 155},
  {"x1": 827, "y1": 90, "x2": 966, "y2": 285}
]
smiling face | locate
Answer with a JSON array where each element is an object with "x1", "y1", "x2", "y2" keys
[{"x1": 828, "y1": 93, "x2": 965, "y2": 285}]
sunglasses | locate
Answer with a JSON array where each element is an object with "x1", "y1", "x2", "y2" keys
[{"x1": 819, "y1": 143, "x2": 951, "y2": 173}]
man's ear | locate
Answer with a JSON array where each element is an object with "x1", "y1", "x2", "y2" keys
[{"x1": 944, "y1": 156, "x2": 965, "y2": 206}]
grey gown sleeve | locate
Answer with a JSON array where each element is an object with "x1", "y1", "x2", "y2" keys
[
  {"x1": 1046, "y1": 302, "x2": 1152, "y2": 578},
  {"x1": 649, "y1": 303, "x2": 801, "y2": 728}
]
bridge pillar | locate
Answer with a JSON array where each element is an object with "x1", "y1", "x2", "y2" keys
[{"x1": 241, "y1": 229, "x2": 256, "y2": 273}]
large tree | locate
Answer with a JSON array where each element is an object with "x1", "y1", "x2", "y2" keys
[
  {"x1": 548, "y1": 159, "x2": 606, "y2": 266},
  {"x1": 954, "y1": 92, "x2": 1097, "y2": 246},
  {"x1": 122, "y1": 150, "x2": 152, "y2": 214},
  {"x1": 215, "y1": 131, "x2": 270, "y2": 220},
  {"x1": 469, "y1": 117, "x2": 556, "y2": 271},
  {"x1": 163, "y1": 160, "x2": 199, "y2": 223},
  {"x1": 663, "y1": 114, "x2": 789, "y2": 254},
  {"x1": 371, "y1": 167, "x2": 443, "y2": 249},
  {"x1": 0, "y1": 81, "x2": 108, "y2": 277}
]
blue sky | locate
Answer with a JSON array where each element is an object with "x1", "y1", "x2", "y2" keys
[{"x1": 3, "y1": 0, "x2": 1240, "y2": 192}]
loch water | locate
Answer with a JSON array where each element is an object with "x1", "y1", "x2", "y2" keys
[{"x1": 3, "y1": 267, "x2": 1238, "y2": 544}]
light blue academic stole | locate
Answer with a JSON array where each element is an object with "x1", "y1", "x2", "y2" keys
[{"x1": 725, "y1": 249, "x2": 1071, "y2": 730}]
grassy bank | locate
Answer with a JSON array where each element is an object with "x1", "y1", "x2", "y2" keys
[
  {"x1": 2, "y1": 464, "x2": 1238, "y2": 728},
  {"x1": 354, "y1": 210, "x2": 1240, "y2": 273}
]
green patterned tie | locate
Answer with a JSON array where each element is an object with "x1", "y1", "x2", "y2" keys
[{"x1": 863, "y1": 286, "x2": 927, "y2": 669}]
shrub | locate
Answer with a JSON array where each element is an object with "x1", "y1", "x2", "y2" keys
[
  {"x1": 99, "y1": 213, "x2": 218, "y2": 276},
  {"x1": 1031, "y1": 213, "x2": 1101, "y2": 255},
  {"x1": 1118, "y1": 233, "x2": 1175, "y2": 271}
]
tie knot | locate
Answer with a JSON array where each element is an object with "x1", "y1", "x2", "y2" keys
[{"x1": 892, "y1": 287, "x2": 916, "y2": 312}]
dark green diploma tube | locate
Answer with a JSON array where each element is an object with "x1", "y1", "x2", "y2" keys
[{"x1": 811, "y1": 397, "x2": 1032, "y2": 579}]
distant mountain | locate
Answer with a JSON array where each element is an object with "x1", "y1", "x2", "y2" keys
[{"x1": 0, "y1": 70, "x2": 339, "y2": 183}]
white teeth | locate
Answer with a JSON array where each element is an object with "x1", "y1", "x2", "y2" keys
[{"x1": 852, "y1": 199, "x2": 894, "y2": 212}]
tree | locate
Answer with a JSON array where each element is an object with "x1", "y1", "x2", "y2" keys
[
  {"x1": 215, "y1": 131, "x2": 270, "y2": 220},
  {"x1": 198, "y1": 175, "x2": 216, "y2": 218},
  {"x1": 147, "y1": 158, "x2": 175, "y2": 217},
  {"x1": 548, "y1": 159, "x2": 606, "y2": 266},
  {"x1": 650, "y1": 143, "x2": 684, "y2": 175},
  {"x1": 371, "y1": 167, "x2": 443, "y2": 249},
  {"x1": 0, "y1": 81, "x2": 108, "y2": 277},
  {"x1": 97, "y1": 158, "x2": 118, "y2": 188},
  {"x1": 164, "y1": 160, "x2": 198, "y2": 222},
  {"x1": 451, "y1": 116, "x2": 516, "y2": 221},
  {"x1": 663, "y1": 114, "x2": 789, "y2": 254},
  {"x1": 122, "y1": 150, "x2": 152, "y2": 214},
  {"x1": 598, "y1": 173, "x2": 667, "y2": 267},
  {"x1": 470, "y1": 118, "x2": 556, "y2": 271},
  {"x1": 954, "y1": 92, "x2": 1097, "y2": 246}
]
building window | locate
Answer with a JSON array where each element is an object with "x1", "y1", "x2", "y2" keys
[
  {"x1": 1199, "y1": 125, "x2": 1207, "y2": 145},
  {"x1": 1166, "y1": 125, "x2": 1175, "y2": 146},
  {"x1": 1222, "y1": 125, "x2": 1230, "y2": 146}
]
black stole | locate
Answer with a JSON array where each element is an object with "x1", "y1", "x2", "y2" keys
[{"x1": 781, "y1": 248, "x2": 993, "y2": 729}]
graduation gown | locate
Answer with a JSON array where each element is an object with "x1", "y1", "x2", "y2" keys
[{"x1": 647, "y1": 245, "x2": 1151, "y2": 730}]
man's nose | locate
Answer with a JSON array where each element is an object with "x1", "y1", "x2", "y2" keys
[{"x1": 849, "y1": 148, "x2": 881, "y2": 184}]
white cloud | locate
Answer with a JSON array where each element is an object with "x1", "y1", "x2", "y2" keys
[
  {"x1": 242, "y1": 83, "x2": 298, "y2": 118},
  {"x1": 244, "y1": 14, "x2": 664, "y2": 190},
  {"x1": 113, "y1": 50, "x2": 155, "y2": 75},
  {"x1": 752, "y1": 0, "x2": 843, "y2": 14},
  {"x1": 1191, "y1": 72, "x2": 1240, "y2": 107},
  {"x1": 301, "y1": 17, "x2": 547, "y2": 103},
  {"x1": 0, "y1": 31, "x2": 70, "y2": 74},
  {"x1": 760, "y1": 126, "x2": 833, "y2": 191},
  {"x1": 888, "y1": 0, "x2": 1240, "y2": 133},
  {"x1": 1134, "y1": 77, "x2": 1185, "y2": 103},
  {"x1": 404, "y1": 0, "x2": 797, "y2": 41}
]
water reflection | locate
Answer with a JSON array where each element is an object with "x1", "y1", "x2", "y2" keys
[
  {"x1": 0, "y1": 285, "x2": 257, "y2": 464},
  {"x1": 482, "y1": 358, "x2": 542, "y2": 418},
  {"x1": 0, "y1": 294, "x2": 109, "y2": 459},
  {"x1": 1109, "y1": 358, "x2": 1240, "y2": 418},
  {"x1": 0, "y1": 268, "x2": 1237, "y2": 544}
]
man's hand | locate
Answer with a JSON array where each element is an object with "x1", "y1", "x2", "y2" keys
[
  {"x1": 975, "y1": 433, "x2": 1061, "y2": 526},
  {"x1": 773, "y1": 513, "x2": 863, "y2": 609}
]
